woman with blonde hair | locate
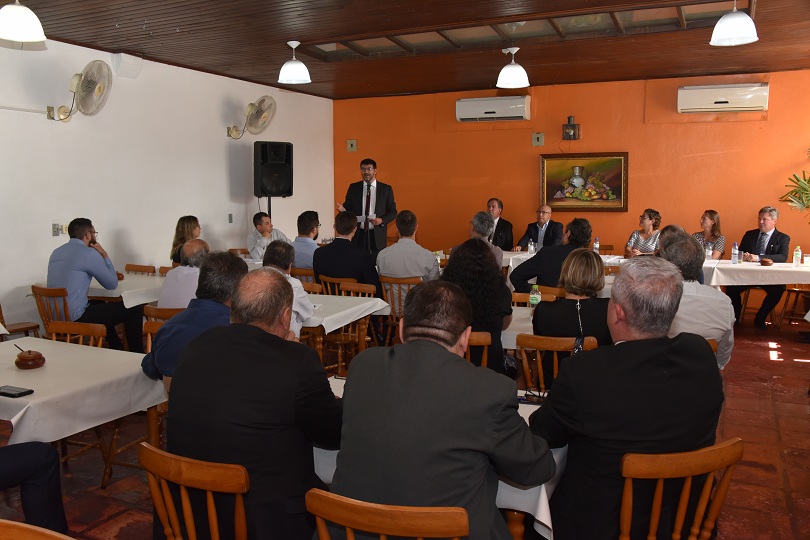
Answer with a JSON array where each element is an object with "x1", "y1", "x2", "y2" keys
[
  {"x1": 692, "y1": 209, "x2": 725, "y2": 259},
  {"x1": 170, "y1": 215, "x2": 201, "y2": 263}
]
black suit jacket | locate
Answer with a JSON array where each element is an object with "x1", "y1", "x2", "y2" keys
[
  {"x1": 490, "y1": 218, "x2": 514, "y2": 251},
  {"x1": 167, "y1": 324, "x2": 342, "y2": 540},
  {"x1": 313, "y1": 238, "x2": 382, "y2": 296},
  {"x1": 509, "y1": 243, "x2": 578, "y2": 293},
  {"x1": 739, "y1": 228, "x2": 790, "y2": 262},
  {"x1": 343, "y1": 180, "x2": 397, "y2": 250},
  {"x1": 529, "y1": 334, "x2": 723, "y2": 540},
  {"x1": 517, "y1": 220, "x2": 564, "y2": 250}
]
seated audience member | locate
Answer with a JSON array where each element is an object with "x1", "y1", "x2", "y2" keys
[
  {"x1": 725, "y1": 206, "x2": 791, "y2": 330},
  {"x1": 263, "y1": 240, "x2": 314, "y2": 338},
  {"x1": 0, "y1": 442, "x2": 68, "y2": 534},
  {"x1": 510, "y1": 218, "x2": 592, "y2": 293},
  {"x1": 693, "y1": 209, "x2": 726, "y2": 259},
  {"x1": 376, "y1": 210, "x2": 439, "y2": 282},
  {"x1": 47, "y1": 218, "x2": 144, "y2": 352},
  {"x1": 247, "y1": 211, "x2": 290, "y2": 260},
  {"x1": 168, "y1": 268, "x2": 341, "y2": 539},
  {"x1": 487, "y1": 197, "x2": 514, "y2": 251},
  {"x1": 516, "y1": 205, "x2": 563, "y2": 251},
  {"x1": 170, "y1": 215, "x2": 201, "y2": 264},
  {"x1": 659, "y1": 224, "x2": 704, "y2": 284},
  {"x1": 157, "y1": 239, "x2": 209, "y2": 308},
  {"x1": 142, "y1": 251, "x2": 248, "y2": 391},
  {"x1": 291, "y1": 211, "x2": 320, "y2": 269},
  {"x1": 530, "y1": 256, "x2": 724, "y2": 539},
  {"x1": 331, "y1": 280, "x2": 555, "y2": 540},
  {"x1": 660, "y1": 232, "x2": 734, "y2": 369},
  {"x1": 453, "y1": 211, "x2": 504, "y2": 264},
  {"x1": 442, "y1": 239, "x2": 514, "y2": 378},
  {"x1": 625, "y1": 208, "x2": 661, "y2": 257},
  {"x1": 313, "y1": 210, "x2": 381, "y2": 296}
]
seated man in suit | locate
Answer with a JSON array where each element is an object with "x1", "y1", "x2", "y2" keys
[
  {"x1": 157, "y1": 239, "x2": 209, "y2": 308},
  {"x1": 331, "y1": 280, "x2": 555, "y2": 540},
  {"x1": 725, "y1": 205, "x2": 791, "y2": 330},
  {"x1": 515, "y1": 205, "x2": 563, "y2": 251},
  {"x1": 263, "y1": 240, "x2": 314, "y2": 338},
  {"x1": 487, "y1": 197, "x2": 513, "y2": 251},
  {"x1": 313, "y1": 210, "x2": 381, "y2": 296},
  {"x1": 510, "y1": 218, "x2": 592, "y2": 293},
  {"x1": 168, "y1": 268, "x2": 342, "y2": 540},
  {"x1": 529, "y1": 256, "x2": 724, "y2": 539},
  {"x1": 452, "y1": 211, "x2": 504, "y2": 264}
]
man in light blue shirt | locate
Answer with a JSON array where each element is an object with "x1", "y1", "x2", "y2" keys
[
  {"x1": 47, "y1": 218, "x2": 144, "y2": 352},
  {"x1": 291, "y1": 210, "x2": 320, "y2": 269}
]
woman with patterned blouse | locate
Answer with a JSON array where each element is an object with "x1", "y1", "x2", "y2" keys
[
  {"x1": 692, "y1": 209, "x2": 726, "y2": 259},
  {"x1": 624, "y1": 208, "x2": 661, "y2": 257}
]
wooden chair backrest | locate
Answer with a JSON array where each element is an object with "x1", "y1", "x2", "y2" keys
[
  {"x1": 620, "y1": 438, "x2": 744, "y2": 540},
  {"x1": 0, "y1": 305, "x2": 6, "y2": 328},
  {"x1": 144, "y1": 305, "x2": 185, "y2": 322},
  {"x1": 291, "y1": 267, "x2": 315, "y2": 283},
  {"x1": 598, "y1": 243, "x2": 615, "y2": 255},
  {"x1": 49, "y1": 321, "x2": 106, "y2": 347},
  {"x1": 228, "y1": 248, "x2": 249, "y2": 257},
  {"x1": 320, "y1": 275, "x2": 357, "y2": 295},
  {"x1": 516, "y1": 333, "x2": 598, "y2": 392},
  {"x1": 158, "y1": 266, "x2": 173, "y2": 277},
  {"x1": 705, "y1": 338, "x2": 718, "y2": 353},
  {"x1": 512, "y1": 292, "x2": 530, "y2": 307},
  {"x1": 31, "y1": 285, "x2": 70, "y2": 331},
  {"x1": 537, "y1": 285, "x2": 566, "y2": 298},
  {"x1": 144, "y1": 320, "x2": 164, "y2": 353},
  {"x1": 379, "y1": 276, "x2": 421, "y2": 316},
  {"x1": 340, "y1": 282, "x2": 375, "y2": 298},
  {"x1": 301, "y1": 281, "x2": 323, "y2": 294},
  {"x1": 125, "y1": 263, "x2": 156, "y2": 276},
  {"x1": 306, "y1": 488, "x2": 468, "y2": 540},
  {"x1": 464, "y1": 331, "x2": 492, "y2": 368},
  {"x1": 138, "y1": 443, "x2": 250, "y2": 540},
  {"x1": 0, "y1": 519, "x2": 73, "y2": 539}
]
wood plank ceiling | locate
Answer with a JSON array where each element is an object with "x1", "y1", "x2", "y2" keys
[{"x1": 14, "y1": 0, "x2": 810, "y2": 100}]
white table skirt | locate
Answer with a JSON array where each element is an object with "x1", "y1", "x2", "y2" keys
[
  {"x1": 0, "y1": 322, "x2": 7, "y2": 335},
  {"x1": 87, "y1": 274, "x2": 165, "y2": 308},
  {"x1": 302, "y1": 294, "x2": 390, "y2": 335},
  {"x1": 0, "y1": 337, "x2": 166, "y2": 444},
  {"x1": 703, "y1": 260, "x2": 810, "y2": 286}
]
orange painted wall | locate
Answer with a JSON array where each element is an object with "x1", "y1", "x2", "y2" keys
[{"x1": 334, "y1": 70, "x2": 810, "y2": 255}]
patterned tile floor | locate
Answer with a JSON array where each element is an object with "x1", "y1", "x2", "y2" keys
[{"x1": 0, "y1": 321, "x2": 808, "y2": 539}]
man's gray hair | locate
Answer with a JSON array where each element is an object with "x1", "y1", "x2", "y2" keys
[
  {"x1": 230, "y1": 268, "x2": 293, "y2": 328},
  {"x1": 759, "y1": 206, "x2": 779, "y2": 220},
  {"x1": 181, "y1": 239, "x2": 210, "y2": 268},
  {"x1": 471, "y1": 211, "x2": 495, "y2": 237},
  {"x1": 611, "y1": 257, "x2": 683, "y2": 337},
  {"x1": 659, "y1": 232, "x2": 704, "y2": 282}
]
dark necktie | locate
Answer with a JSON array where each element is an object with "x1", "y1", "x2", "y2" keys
[
  {"x1": 364, "y1": 183, "x2": 371, "y2": 231},
  {"x1": 755, "y1": 232, "x2": 767, "y2": 255}
]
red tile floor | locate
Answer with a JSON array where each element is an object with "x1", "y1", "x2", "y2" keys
[{"x1": 0, "y1": 321, "x2": 808, "y2": 539}]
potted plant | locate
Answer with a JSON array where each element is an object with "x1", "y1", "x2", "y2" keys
[{"x1": 780, "y1": 171, "x2": 810, "y2": 216}]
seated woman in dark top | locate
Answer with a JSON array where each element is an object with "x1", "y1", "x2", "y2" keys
[
  {"x1": 532, "y1": 248, "x2": 612, "y2": 385},
  {"x1": 170, "y1": 215, "x2": 201, "y2": 263},
  {"x1": 442, "y1": 238, "x2": 516, "y2": 379}
]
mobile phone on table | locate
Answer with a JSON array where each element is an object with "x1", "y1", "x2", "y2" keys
[{"x1": 0, "y1": 385, "x2": 34, "y2": 398}]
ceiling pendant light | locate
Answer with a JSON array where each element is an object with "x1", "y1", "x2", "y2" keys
[
  {"x1": 710, "y1": 0, "x2": 758, "y2": 46},
  {"x1": 278, "y1": 40, "x2": 311, "y2": 84},
  {"x1": 0, "y1": 0, "x2": 46, "y2": 42},
  {"x1": 496, "y1": 47, "x2": 529, "y2": 89}
]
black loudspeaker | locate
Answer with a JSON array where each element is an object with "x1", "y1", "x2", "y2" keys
[{"x1": 254, "y1": 141, "x2": 293, "y2": 197}]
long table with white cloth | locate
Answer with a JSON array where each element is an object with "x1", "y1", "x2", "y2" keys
[
  {"x1": 86, "y1": 274, "x2": 165, "y2": 308},
  {"x1": 301, "y1": 294, "x2": 390, "y2": 359},
  {"x1": 314, "y1": 376, "x2": 566, "y2": 539}
]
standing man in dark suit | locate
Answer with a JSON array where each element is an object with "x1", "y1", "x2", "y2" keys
[
  {"x1": 331, "y1": 281, "x2": 555, "y2": 540},
  {"x1": 530, "y1": 257, "x2": 724, "y2": 539},
  {"x1": 167, "y1": 268, "x2": 342, "y2": 540},
  {"x1": 725, "y1": 205, "x2": 791, "y2": 330},
  {"x1": 510, "y1": 218, "x2": 592, "y2": 292},
  {"x1": 487, "y1": 197, "x2": 514, "y2": 251},
  {"x1": 515, "y1": 205, "x2": 564, "y2": 251},
  {"x1": 337, "y1": 158, "x2": 397, "y2": 256},
  {"x1": 313, "y1": 210, "x2": 381, "y2": 297}
]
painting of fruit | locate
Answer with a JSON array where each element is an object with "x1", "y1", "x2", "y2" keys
[{"x1": 541, "y1": 153, "x2": 628, "y2": 212}]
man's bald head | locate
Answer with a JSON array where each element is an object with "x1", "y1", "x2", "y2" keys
[{"x1": 181, "y1": 239, "x2": 210, "y2": 267}]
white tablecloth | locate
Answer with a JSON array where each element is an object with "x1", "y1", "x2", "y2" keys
[
  {"x1": 0, "y1": 322, "x2": 7, "y2": 335},
  {"x1": 0, "y1": 337, "x2": 167, "y2": 444},
  {"x1": 87, "y1": 274, "x2": 165, "y2": 308},
  {"x1": 302, "y1": 295, "x2": 390, "y2": 334},
  {"x1": 702, "y1": 260, "x2": 810, "y2": 286}
]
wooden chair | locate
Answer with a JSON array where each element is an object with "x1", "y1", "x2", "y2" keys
[
  {"x1": 319, "y1": 275, "x2": 357, "y2": 295},
  {"x1": 125, "y1": 263, "x2": 156, "y2": 276},
  {"x1": 228, "y1": 248, "x2": 249, "y2": 257},
  {"x1": 619, "y1": 438, "x2": 744, "y2": 540},
  {"x1": 464, "y1": 331, "x2": 491, "y2": 368},
  {"x1": 778, "y1": 283, "x2": 810, "y2": 327},
  {"x1": 379, "y1": 276, "x2": 422, "y2": 345},
  {"x1": 706, "y1": 338, "x2": 718, "y2": 354},
  {"x1": 605, "y1": 265, "x2": 622, "y2": 276},
  {"x1": 301, "y1": 281, "x2": 323, "y2": 294},
  {"x1": 0, "y1": 303, "x2": 39, "y2": 341},
  {"x1": 537, "y1": 285, "x2": 566, "y2": 298},
  {"x1": 322, "y1": 282, "x2": 375, "y2": 375},
  {"x1": 48, "y1": 321, "x2": 106, "y2": 347},
  {"x1": 31, "y1": 285, "x2": 70, "y2": 335},
  {"x1": 306, "y1": 488, "x2": 468, "y2": 540},
  {"x1": 158, "y1": 265, "x2": 174, "y2": 277},
  {"x1": 138, "y1": 442, "x2": 250, "y2": 540},
  {"x1": 511, "y1": 292, "x2": 530, "y2": 307},
  {"x1": 439, "y1": 258, "x2": 449, "y2": 269},
  {"x1": 597, "y1": 243, "x2": 615, "y2": 255},
  {"x1": 740, "y1": 287, "x2": 778, "y2": 328},
  {"x1": 0, "y1": 519, "x2": 73, "y2": 539},
  {"x1": 517, "y1": 334, "x2": 598, "y2": 393},
  {"x1": 144, "y1": 305, "x2": 184, "y2": 322},
  {"x1": 291, "y1": 267, "x2": 315, "y2": 283}
]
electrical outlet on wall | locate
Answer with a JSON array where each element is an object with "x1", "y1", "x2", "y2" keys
[
  {"x1": 52, "y1": 223, "x2": 60, "y2": 236},
  {"x1": 347, "y1": 140, "x2": 357, "y2": 152},
  {"x1": 61, "y1": 224, "x2": 68, "y2": 234},
  {"x1": 532, "y1": 133, "x2": 544, "y2": 147}
]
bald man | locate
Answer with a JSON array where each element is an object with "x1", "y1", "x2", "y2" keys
[{"x1": 516, "y1": 205, "x2": 563, "y2": 251}]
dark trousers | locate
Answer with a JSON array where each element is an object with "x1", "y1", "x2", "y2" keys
[
  {"x1": 352, "y1": 228, "x2": 380, "y2": 257},
  {"x1": 77, "y1": 300, "x2": 144, "y2": 353},
  {"x1": 0, "y1": 442, "x2": 68, "y2": 534},
  {"x1": 725, "y1": 284, "x2": 786, "y2": 324}
]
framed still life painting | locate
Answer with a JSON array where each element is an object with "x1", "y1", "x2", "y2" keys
[{"x1": 541, "y1": 153, "x2": 628, "y2": 212}]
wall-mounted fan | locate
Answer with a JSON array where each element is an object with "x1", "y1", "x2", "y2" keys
[
  {"x1": 49, "y1": 60, "x2": 113, "y2": 122},
  {"x1": 227, "y1": 95, "x2": 276, "y2": 139}
]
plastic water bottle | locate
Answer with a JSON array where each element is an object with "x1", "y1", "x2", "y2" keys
[
  {"x1": 593, "y1": 237, "x2": 600, "y2": 255},
  {"x1": 705, "y1": 242, "x2": 713, "y2": 260},
  {"x1": 434, "y1": 251, "x2": 441, "y2": 266},
  {"x1": 794, "y1": 246, "x2": 802, "y2": 267},
  {"x1": 529, "y1": 285, "x2": 541, "y2": 308},
  {"x1": 731, "y1": 242, "x2": 739, "y2": 264},
  {"x1": 528, "y1": 240, "x2": 536, "y2": 254}
]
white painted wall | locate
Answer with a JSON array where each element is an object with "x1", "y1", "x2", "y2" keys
[{"x1": 0, "y1": 41, "x2": 334, "y2": 326}]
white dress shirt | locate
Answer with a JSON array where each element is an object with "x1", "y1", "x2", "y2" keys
[
  {"x1": 668, "y1": 281, "x2": 735, "y2": 369},
  {"x1": 157, "y1": 266, "x2": 200, "y2": 308}
]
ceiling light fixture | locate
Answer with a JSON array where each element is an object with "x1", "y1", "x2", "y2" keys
[
  {"x1": 278, "y1": 40, "x2": 311, "y2": 84},
  {"x1": 710, "y1": 0, "x2": 758, "y2": 46},
  {"x1": 496, "y1": 47, "x2": 529, "y2": 89},
  {"x1": 0, "y1": 0, "x2": 46, "y2": 42}
]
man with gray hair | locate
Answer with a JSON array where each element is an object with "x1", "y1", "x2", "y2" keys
[
  {"x1": 263, "y1": 239, "x2": 314, "y2": 338},
  {"x1": 529, "y1": 256, "x2": 723, "y2": 539},
  {"x1": 455, "y1": 210, "x2": 503, "y2": 263},
  {"x1": 661, "y1": 232, "x2": 734, "y2": 369},
  {"x1": 157, "y1": 238, "x2": 210, "y2": 308}
]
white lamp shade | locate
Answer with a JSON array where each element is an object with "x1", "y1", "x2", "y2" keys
[
  {"x1": 278, "y1": 58, "x2": 311, "y2": 84},
  {"x1": 497, "y1": 61, "x2": 529, "y2": 89},
  {"x1": 0, "y1": 1, "x2": 46, "y2": 42},
  {"x1": 710, "y1": 10, "x2": 758, "y2": 46}
]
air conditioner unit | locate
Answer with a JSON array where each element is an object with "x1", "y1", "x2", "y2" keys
[
  {"x1": 456, "y1": 96, "x2": 531, "y2": 122},
  {"x1": 677, "y1": 83, "x2": 769, "y2": 113}
]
